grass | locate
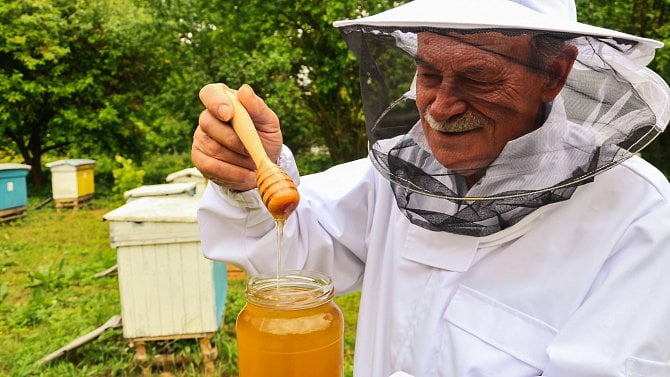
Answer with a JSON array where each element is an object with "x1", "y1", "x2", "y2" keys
[{"x1": 0, "y1": 195, "x2": 360, "y2": 376}]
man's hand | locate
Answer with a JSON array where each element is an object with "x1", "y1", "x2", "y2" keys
[{"x1": 192, "y1": 83, "x2": 282, "y2": 191}]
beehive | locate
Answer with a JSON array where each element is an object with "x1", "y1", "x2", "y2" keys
[
  {"x1": 0, "y1": 163, "x2": 31, "y2": 221},
  {"x1": 123, "y1": 182, "x2": 197, "y2": 202},
  {"x1": 103, "y1": 197, "x2": 227, "y2": 339},
  {"x1": 45, "y1": 159, "x2": 96, "y2": 206},
  {"x1": 165, "y1": 167, "x2": 206, "y2": 197}
]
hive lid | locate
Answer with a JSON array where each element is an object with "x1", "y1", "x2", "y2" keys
[
  {"x1": 46, "y1": 159, "x2": 96, "y2": 168},
  {"x1": 165, "y1": 167, "x2": 204, "y2": 183},
  {"x1": 103, "y1": 197, "x2": 199, "y2": 223},
  {"x1": 0, "y1": 163, "x2": 31, "y2": 171},
  {"x1": 123, "y1": 182, "x2": 197, "y2": 200}
]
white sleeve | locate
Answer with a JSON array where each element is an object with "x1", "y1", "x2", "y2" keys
[
  {"x1": 197, "y1": 145, "x2": 376, "y2": 294},
  {"x1": 542, "y1": 200, "x2": 670, "y2": 377}
]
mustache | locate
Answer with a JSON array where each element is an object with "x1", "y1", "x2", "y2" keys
[{"x1": 424, "y1": 108, "x2": 490, "y2": 133}]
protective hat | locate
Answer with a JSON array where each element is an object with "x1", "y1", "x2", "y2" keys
[{"x1": 333, "y1": 0, "x2": 670, "y2": 236}]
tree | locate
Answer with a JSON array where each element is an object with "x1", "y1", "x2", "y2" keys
[
  {"x1": 147, "y1": 0, "x2": 406, "y2": 167},
  {"x1": 0, "y1": 0, "x2": 171, "y2": 185}
]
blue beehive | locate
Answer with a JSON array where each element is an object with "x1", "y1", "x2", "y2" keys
[{"x1": 0, "y1": 164, "x2": 31, "y2": 219}]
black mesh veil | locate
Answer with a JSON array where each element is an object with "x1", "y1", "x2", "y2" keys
[{"x1": 336, "y1": 24, "x2": 670, "y2": 236}]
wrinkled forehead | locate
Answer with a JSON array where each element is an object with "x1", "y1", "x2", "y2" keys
[{"x1": 417, "y1": 31, "x2": 533, "y2": 63}]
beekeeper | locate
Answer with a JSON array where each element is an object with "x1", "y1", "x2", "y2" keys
[{"x1": 192, "y1": 0, "x2": 670, "y2": 376}]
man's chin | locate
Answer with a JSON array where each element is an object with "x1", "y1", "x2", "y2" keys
[{"x1": 432, "y1": 154, "x2": 492, "y2": 177}]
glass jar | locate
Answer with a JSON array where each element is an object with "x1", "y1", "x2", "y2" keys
[{"x1": 236, "y1": 270, "x2": 344, "y2": 377}]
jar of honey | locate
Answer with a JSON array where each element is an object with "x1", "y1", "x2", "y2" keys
[{"x1": 236, "y1": 270, "x2": 344, "y2": 377}]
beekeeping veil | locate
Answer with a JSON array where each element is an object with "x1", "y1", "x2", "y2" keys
[{"x1": 334, "y1": 0, "x2": 670, "y2": 236}]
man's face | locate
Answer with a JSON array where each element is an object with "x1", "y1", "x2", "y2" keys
[{"x1": 415, "y1": 32, "x2": 551, "y2": 182}]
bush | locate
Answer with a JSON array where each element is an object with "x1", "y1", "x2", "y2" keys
[
  {"x1": 112, "y1": 155, "x2": 145, "y2": 202},
  {"x1": 140, "y1": 152, "x2": 193, "y2": 184},
  {"x1": 294, "y1": 146, "x2": 335, "y2": 175},
  {"x1": 92, "y1": 155, "x2": 116, "y2": 196}
]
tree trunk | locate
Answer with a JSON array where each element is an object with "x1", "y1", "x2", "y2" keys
[
  {"x1": 4, "y1": 128, "x2": 42, "y2": 187},
  {"x1": 6, "y1": 124, "x2": 47, "y2": 187},
  {"x1": 26, "y1": 153, "x2": 45, "y2": 187}
]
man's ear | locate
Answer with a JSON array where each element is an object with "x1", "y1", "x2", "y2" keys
[{"x1": 541, "y1": 45, "x2": 578, "y2": 102}]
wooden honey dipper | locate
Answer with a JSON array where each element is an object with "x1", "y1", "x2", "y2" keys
[{"x1": 223, "y1": 88, "x2": 300, "y2": 220}]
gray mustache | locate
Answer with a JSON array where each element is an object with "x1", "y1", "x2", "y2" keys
[{"x1": 424, "y1": 109, "x2": 489, "y2": 133}]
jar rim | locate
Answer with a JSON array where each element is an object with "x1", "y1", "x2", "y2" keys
[{"x1": 245, "y1": 269, "x2": 334, "y2": 310}]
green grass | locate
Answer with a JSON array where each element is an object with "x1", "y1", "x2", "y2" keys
[{"x1": 0, "y1": 195, "x2": 360, "y2": 376}]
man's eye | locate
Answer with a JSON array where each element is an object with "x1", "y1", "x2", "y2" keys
[
  {"x1": 467, "y1": 77, "x2": 489, "y2": 84},
  {"x1": 463, "y1": 75, "x2": 496, "y2": 86},
  {"x1": 418, "y1": 72, "x2": 441, "y2": 81}
]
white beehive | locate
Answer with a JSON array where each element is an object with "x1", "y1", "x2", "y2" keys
[
  {"x1": 103, "y1": 197, "x2": 227, "y2": 339},
  {"x1": 165, "y1": 167, "x2": 206, "y2": 197},
  {"x1": 123, "y1": 182, "x2": 197, "y2": 202}
]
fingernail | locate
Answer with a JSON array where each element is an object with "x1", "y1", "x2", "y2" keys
[
  {"x1": 242, "y1": 84, "x2": 255, "y2": 95},
  {"x1": 217, "y1": 104, "x2": 230, "y2": 120}
]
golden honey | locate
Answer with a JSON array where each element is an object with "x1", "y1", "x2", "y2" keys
[{"x1": 236, "y1": 270, "x2": 344, "y2": 377}]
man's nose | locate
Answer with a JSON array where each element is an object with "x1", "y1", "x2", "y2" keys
[{"x1": 428, "y1": 85, "x2": 467, "y2": 121}]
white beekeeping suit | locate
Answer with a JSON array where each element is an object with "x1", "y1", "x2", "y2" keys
[{"x1": 198, "y1": 0, "x2": 670, "y2": 376}]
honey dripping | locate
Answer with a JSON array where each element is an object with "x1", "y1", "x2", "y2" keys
[{"x1": 274, "y1": 219, "x2": 285, "y2": 286}]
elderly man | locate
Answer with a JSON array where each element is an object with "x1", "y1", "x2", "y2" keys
[{"x1": 193, "y1": 0, "x2": 670, "y2": 376}]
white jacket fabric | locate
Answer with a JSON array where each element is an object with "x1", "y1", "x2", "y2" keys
[{"x1": 198, "y1": 149, "x2": 670, "y2": 377}]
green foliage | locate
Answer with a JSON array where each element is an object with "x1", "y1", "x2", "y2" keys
[
  {"x1": 0, "y1": 0, "x2": 174, "y2": 185},
  {"x1": 0, "y1": 283, "x2": 8, "y2": 303},
  {"x1": 146, "y1": 0, "x2": 406, "y2": 168},
  {"x1": 112, "y1": 155, "x2": 145, "y2": 202},
  {"x1": 140, "y1": 152, "x2": 193, "y2": 185},
  {"x1": 3, "y1": 0, "x2": 406, "y2": 186},
  {"x1": 90, "y1": 154, "x2": 116, "y2": 197},
  {"x1": 0, "y1": 203, "x2": 122, "y2": 375},
  {"x1": 295, "y1": 145, "x2": 334, "y2": 175}
]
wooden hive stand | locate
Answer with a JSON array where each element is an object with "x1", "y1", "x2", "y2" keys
[
  {"x1": 54, "y1": 193, "x2": 93, "y2": 210},
  {"x1": 0, "y1": 206, "x2": 27, "y2": 223},
  {"x1": 130, "y1": 333, "x2": 218, "y2": 376}
]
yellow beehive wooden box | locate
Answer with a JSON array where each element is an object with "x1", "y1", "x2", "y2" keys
[{"x1": 46, "y1": 159, "x2": 96, "y2": 201}]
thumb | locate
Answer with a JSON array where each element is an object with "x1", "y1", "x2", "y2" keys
[{"x1": 237, "y1": 84, "x2": 280, "y2": 134}]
